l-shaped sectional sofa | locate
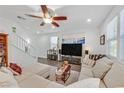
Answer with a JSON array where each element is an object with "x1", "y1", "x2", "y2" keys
[{"x1": 0, "y1": 56, "x2": 124, "y2": 88}]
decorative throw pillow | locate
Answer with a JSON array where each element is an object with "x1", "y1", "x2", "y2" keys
[
  {"x1": 8, "y1": 67, "x2": 20, "y2": 76},
  {"x1": 9, "y1": 63, "x2": 22, "y2": 75},
  {"x1": 92, "y1": 57, "x2": 113, "y2": 79},
  {"x1": 87, "y1": 59, "x2": 96, "y2": 67},
  {"x1": 83, "y1": 56, "x2": 95, "y2": 67}
]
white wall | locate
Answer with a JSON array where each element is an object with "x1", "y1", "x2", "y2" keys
[
  {"x1": 84, "y1": 28, "x2": 100, "y2": 54},
  {"x1": 37, "y1": 28, "x2": 100, "y2": 58},
  {"x1": 99, "y1": 6, "x2": 124, "y2": 54},
  {"x1": 37, "y1": 35, "x2": 50, "y2": 58},
  {"x1": 0, "y1": 18, "x2": 39, "y2": 67}
]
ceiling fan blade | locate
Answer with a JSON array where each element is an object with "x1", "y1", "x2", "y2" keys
[
  {"x1": 52, "y1": 16, "x2": 67, "y2": 21},
  {"x1": 41, "y1": 5, "x2": 50, "y2": 18},
  {"x1": 51, "y1": 21, "x2": 59, "y2": 27},
  {"x1": 25, "y1": 14, "x2": 43, "y2": 19}
]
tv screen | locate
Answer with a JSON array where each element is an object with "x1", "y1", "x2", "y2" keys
[{"x1": 62, "y1": 44, "x2": 82, "y2": 56}]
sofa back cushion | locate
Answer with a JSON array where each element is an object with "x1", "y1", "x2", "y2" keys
[
  {"x1": 89, "y1": 54, "x2": 105, "y2": 61},
  {"x1": 0, "y1": 71, "x2": 19, "y2": 87},
  {"x1": 0, "y1": 67, "x2": 13, "y2": 76},
  {"x1": 92, "y1": 57, "x2": 113, "y2": 79},
  {"x1": 103, "y1": 62, "x2": 124, "y2": 87},
  {"x1": 83, "y1": 55, "x2": 95, "y2": 67}
]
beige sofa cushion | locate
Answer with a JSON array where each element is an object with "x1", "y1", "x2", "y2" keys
[
  {"x1": 15, "y1": 63, "x2": 51, "y2": 83},
  {"x1": 78, "y1": 65, "x2": 94, "y2": 81},
  {"x1": 19, "y1": 74, "x2": 65, "y2": 88},
  {"x1": 46, "y1": 82, "x2": 64, "y2": 88},
  {"x1": 0, "y1": 71, "x2": 19, "y2": 88},
  {"x1": 103, "y1": 62, "x2": 124, "y2": 88},
  {"x1": 67, "y1": 78, "x2": 100, "y2": 88},
  {"x1": 24, "y1": 62, "x2": 50, "y2": 74},
  {"x1": 19, "y1": 75, "x2": 50, "y2": 88},
  {"x1": 14, "y1": 68, "x2": 34, "y2": 83},
  {"x1": 78, "y1": 73, "x2": 92, "y2": 81},
  {"x1": 92, "y1": 57, "x2": 113, "y2": 79},
  {"x1": 80, "y1": 67, "x2": 93, "y2": 77}
]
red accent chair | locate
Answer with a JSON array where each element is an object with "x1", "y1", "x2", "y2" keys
[{"x1": 56, "y1": 65, "x2": 71, "y2": 83}]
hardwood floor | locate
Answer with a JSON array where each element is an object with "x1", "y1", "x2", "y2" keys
[{"x1": 38, "y1": 58, "x2": 81, "y2": 72}]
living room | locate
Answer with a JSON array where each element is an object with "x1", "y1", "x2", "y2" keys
[{"x1": 0, "y1": 2, "x2": 124, "y2": 90}]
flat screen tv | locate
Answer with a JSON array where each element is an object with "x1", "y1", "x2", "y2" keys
[{"x1": 62, "y1": 44, "x2": 82, "y2": 56}]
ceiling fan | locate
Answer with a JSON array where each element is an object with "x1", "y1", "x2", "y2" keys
[{"x1": 25, "y1": 5, "x2": 67, "y2": 27}]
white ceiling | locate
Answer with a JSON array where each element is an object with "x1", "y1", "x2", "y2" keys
[{"x1": 0, "y1": 5, "x2": 114, "y2": 34}]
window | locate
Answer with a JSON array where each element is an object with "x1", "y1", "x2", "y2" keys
[
  {"x1": 50, "y1": 36, "x2": 58, "y2": 49},
  {"x1": 107, "y1": 16, "x2": 118, "y2": 57},
  {"x1": 107, "y1": 8, "x2": 124, "y2": 61},
  {"x1": 120, "y1": 9, "x2": 124, "y2": 60}
]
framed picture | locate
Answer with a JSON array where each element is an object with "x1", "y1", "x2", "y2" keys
[{"x1": 100, "y1": 35, "x2": 105, "y2": 45}]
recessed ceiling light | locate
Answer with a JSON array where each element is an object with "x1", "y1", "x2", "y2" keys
[
  {"x1": 36, "y1": 31, "x2": 40, "y2": 34},
  {"x1": 87, "y1": 18, "x2": 92, "y2": 23}
]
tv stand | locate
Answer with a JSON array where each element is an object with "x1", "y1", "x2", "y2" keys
[{"x1": 62, "y1": 55, "x2": 81, "y2": 65}]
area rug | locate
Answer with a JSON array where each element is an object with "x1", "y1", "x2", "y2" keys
[{"x1": 47, "y1": 66, "x2": 80, "y2": 86}]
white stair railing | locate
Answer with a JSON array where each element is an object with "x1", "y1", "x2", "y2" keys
[{"x1": 10, "y1": 33, "x2": 36, "y2": 58}]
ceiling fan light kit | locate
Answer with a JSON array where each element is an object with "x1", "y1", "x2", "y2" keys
[
  {"x1": 25, "y1": 5, "x2": 67, "y2": 28},
  {"x1": 43, "y1": 18, "x2": 52, "y2": 23}
]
